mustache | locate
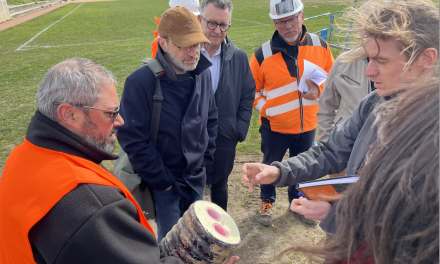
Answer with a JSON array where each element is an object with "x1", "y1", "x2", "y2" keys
[
  {"x1": 184, "y1": 54, "x2": 200, "y2": 60},
  {"x1": 109, "y1": 128, "x2": 117, "y2": 137}
]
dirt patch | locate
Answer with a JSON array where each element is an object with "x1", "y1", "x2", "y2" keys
[
  {"x1": 147, "y1": 153, "x2": 326, "y2": 264},
  {"x1": 210, "y1": 154, "x2": 326, "y2": 264}
]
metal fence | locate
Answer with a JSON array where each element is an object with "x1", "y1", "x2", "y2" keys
[{"x1": 306, "y1": 11, "x2": 352, "y2": 51}]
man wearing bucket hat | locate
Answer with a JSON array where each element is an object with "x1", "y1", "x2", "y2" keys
[
  {"x1": 249, "y1": 0, "x2": 334, "y2": 227},
  {"x1": 152, "y1": 0, "x2": 201, "y2": 58},
  {"x1": 118, "y1": 6, "x2": 218, "y2": 243}
]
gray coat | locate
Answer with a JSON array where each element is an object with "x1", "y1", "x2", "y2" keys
[
  {"x1": 271, "y1": 91, "x2": 383, "y2": 233},
  {"x1": 317, "y1": 55, "x2": 372, "y2": 142}
]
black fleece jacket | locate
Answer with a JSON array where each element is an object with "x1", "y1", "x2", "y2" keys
[{"x1": 27, "y1": 111, "x2": 182, "y2": 264}]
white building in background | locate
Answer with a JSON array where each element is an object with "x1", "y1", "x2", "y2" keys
[{"x1": 0, "y1": 0, "x2": 11, "y2": 23}]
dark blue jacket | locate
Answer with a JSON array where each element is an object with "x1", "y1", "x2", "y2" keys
[
  {"x1": 117, "y1": 46, "x2": 218, "y2": 199},
  {"x1": 215, "y1": 36, "x2": 256, "y2": 142}
]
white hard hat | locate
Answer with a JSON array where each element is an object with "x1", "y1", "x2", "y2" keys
[
  {"x1": 269, "y1": 0, "x2": 304, "y2": 20},
  {"x1": 169, "y1": 0, "x2": 200, "y2": 16}
]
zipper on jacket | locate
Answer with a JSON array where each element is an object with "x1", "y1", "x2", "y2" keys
[
  {"x1": 295, "y1": 57, "x2": 304, "y2": 133},
  {"x1": 276, "y1": 47, "x2": 304, "y2": 133},
  {"x1": 340, "y1": 74, "x2": 361, "y2": 86},
  {"x1": 214, "y1": 60, "x2": 224, "y2": 103},
  {"x1": 334, "y1": 117, "x2": 343, "y2": 127},
  {"x1": 214, "y1": 41, "x2": 226, "y2": 103}
]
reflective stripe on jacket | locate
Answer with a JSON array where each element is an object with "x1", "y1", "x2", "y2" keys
[
  {"x1": 0, "y1": 139, "x2": 154, "y2": 264},
  {"x1": 250, "y1": 26, "x2": 334, "y2": 134}
]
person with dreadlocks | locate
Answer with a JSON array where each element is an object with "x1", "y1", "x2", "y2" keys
[{"x1": 241, "y1": 0, "x2": 439, "y2": 235}]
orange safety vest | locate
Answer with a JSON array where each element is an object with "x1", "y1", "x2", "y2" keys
[
  {"x1": 152, "y1": 17, "x2": 160, "y2": 58},
  {"x1": 0, "y1": 138, "x2": 155, "y2": 264},
  {"x1": 250, "y1": 29, "x2": 334, "y2": 134}
]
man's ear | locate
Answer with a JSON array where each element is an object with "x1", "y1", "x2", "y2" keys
[
  {"x1": 197, "y1": 14, "x2": 202, "y2": 23},
  {"x1": 57, "y1": 103, "x2": 82, "y2": 130},
  {"x1": 159, "y1": 38, "x2": 168, "y2": 52},
  {"x1": 417, "y1": 48, "x2": 438, "y2": 70}
]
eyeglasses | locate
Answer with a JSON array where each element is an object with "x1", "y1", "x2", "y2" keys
[
  {"x1": 53, "y1": 102, "x2": 120, "y2": 119},
  {"x1": 274, "y1": 14, "x2": 301, "y2": 27},
  {"x1": 168, "y1": 40, "x2": 202, "y2": 55},
  {"x1": 201, "y1": 16, "x2": 231, "y2": 32}
]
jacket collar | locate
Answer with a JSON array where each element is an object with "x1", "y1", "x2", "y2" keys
[
  {"x1": 156, "y1": 45, "x2": 212, "y2": 81},
  {"x1": 26, "y1": 111, "x2": 119, "y2": 164},
  {"x1": 298, "y1": 24, "x2": 308, "y2": 44},
  {"x1": 220, "y1": 36, "x2": 235, "y2": 62}
]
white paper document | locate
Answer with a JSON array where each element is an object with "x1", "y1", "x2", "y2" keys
[{"x1": 298, "y1": 59, "x2": 328, "y2": 94}]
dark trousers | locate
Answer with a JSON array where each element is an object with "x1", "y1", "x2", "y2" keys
[
  {"x1": 206, "y1": 134, "x2": 237, "y2": 212},
  {"x1": 153, "y1": 188, "x2": 202, "y2": 243},
  {"x1": 259, "y1": 126, "x2": 316, "y2": 204}
]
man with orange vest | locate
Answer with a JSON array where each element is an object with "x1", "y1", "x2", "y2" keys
[
  {"x1": 0, "y1": 58, "x2": 203, "y2": 264},
  {"x1": 152, "y1": 0, "x2": 201, "y2": 58},
  {"x1": 249, "y1": 0, "x2": 334, "y2": 227}
]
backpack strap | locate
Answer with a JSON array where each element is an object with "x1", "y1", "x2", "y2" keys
[
  {"x1": 141, "y1": 58, "x2": 165, "y2": 146},
  {"x1": 142, "y1": 58, "x2": 165, "y2": 77}
]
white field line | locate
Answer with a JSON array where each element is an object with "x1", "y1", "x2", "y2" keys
[
  {"x1": 17, "y1": 15, "x2": 268, "y2": 50},
  {"x1": 16, "y1": 2, "x2": 85, "y2": 51},
  {"x1": 231, "y1": 24, "x2": 271, "y2": 30},
  {"x1": 231, "y1": 18, "x2": 270, "y2": 26},
  {"x1": 21, "y1": 37, "x2": 147, "y2": 50}
]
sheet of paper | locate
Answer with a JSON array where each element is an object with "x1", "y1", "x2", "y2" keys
[{"x1": 298, "y1": 59, "x2": 328, "y2": 94}]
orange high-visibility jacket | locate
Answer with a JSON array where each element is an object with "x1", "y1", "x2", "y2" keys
[
  {"x1": 250, "y1": 28, "x2": 334, "y2": 134},
  {"x1": 152, "y1": 17, "x2": 161, "y2": 58},
  {"x1": 0, "y1": 139, "x2": 155, "y2": 264}
]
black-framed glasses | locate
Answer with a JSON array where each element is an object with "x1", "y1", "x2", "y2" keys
[
  {"x1": 274, "y1": 13, "x2": 301, "y2": 27},
  {"x1": 166, "y1": 39, "x2": 202, "y2": 55},
  {"x1": 53, "y1": 102, "x2": 120, "y2": 119},
  {"x1": 201, "y1": 16, "x2": 231, "y2": 32}
]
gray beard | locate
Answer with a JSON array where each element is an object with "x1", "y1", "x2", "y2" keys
[
  {"x1": 83, "y1": 115, "x2": 116, "y2": 154},
  {"x1": 167, "y1": 46, "x2": 199, "y2": 72}
]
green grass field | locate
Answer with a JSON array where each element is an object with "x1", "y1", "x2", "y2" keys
[
  {"x1": 0, "y1": 0, "x2": 358, "y2": 174},
  {"x1": 6, "y1": 0, "x2": 37, "y2": 5}
]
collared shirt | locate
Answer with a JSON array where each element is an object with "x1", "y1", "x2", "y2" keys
[{"x1": 201, "y1": 44, "x2": 222, "y2": 93}]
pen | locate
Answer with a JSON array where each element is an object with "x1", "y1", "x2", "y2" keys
[{"x1": 298, "y1": 192, "x2": 305, "y2": 198}]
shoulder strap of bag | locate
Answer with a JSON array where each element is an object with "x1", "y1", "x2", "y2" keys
[{"x1": 141, "y1": 58, "x2": 165, "y2": 146}]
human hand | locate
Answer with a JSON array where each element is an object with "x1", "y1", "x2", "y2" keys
[
  {"x1": 303, "y1": 79, "x2": 320, "y2": 100},
  {"x1": 290, "y1": 197, "x2": 331, "y2": 221},
  {"x1": 224, "y1": 256, "x2": 240, "y2": 264},
  {"x1": 241, "y1": 163, "x2": 280, "y2": 192}
]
